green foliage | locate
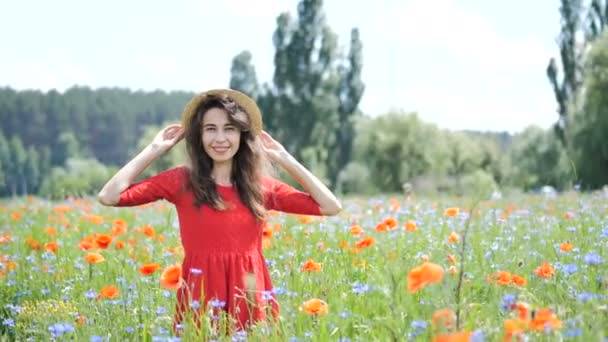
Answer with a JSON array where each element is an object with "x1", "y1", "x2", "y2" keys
[
  {"x1": 133, "y1": 123, "x2": 187, "y2": 179},
  {"x1": 352, "y1": 111, "x2": 445, "y2": 193},
  {"x1": 38, "y1": 158, "x2": 116, "y2": 199},
  {"x1": 569, "y1": 30, "x2": 608, "y2": 188},
  {"x1": 230, "y1": 51, "x2": 259, "y2": 99},
  {"x1": 509, "y1": 126, "x2": 573, "y2": 190}
]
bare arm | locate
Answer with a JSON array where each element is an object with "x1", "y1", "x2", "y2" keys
[
  {"x1": 97, "y1": 124, "x2": 184, "y2": 206},
  {"x1": 260, "y1": 131, "x2": 342, "y2": 216}
]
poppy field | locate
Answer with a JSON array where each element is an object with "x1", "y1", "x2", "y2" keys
[{"x1": 0, "y1": 192, "x2": 607, "y2": 341}]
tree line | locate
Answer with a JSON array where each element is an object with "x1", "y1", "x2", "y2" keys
[{"x1": 1, "y1": 0, "x2": 608, "y2": 199}]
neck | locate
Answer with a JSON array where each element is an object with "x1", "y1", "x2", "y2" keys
[{"x1": 211, "y1": 161, "x2": 233, "y2": 185}]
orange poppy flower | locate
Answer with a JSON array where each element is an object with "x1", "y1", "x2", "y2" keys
[
  {"x1": 299, "y1": 215, "x2": 313, "y2": 224},
  {"x1": 10, "y1": 212, "x2": 21, "y2": 221},
  {"x1": 383, "y1": 217, "x2": 398, "y2": 229},
  {"x1": 349, "y1": 225, "x2": 364, "y2": 236},
  {"x1": 87, "y1": 215, "x2": 104, "y2": 225},
  {"x1": 98, "y1": 285, "x2": 119, "y2": 299},
  {"x1": 432, "y1": 331, "x2": 471, "y2": 342},
  {"x1": 115, "y1": 240, "x2": 125, "y2": 250},
  {"x1": 142, "y1": 225, "x2": 156, "y2": 239},
  {"x1": 354, "y1": 237, "x2": 374, "y2": 249},
  {"x1": 84, "y1": 252, "x2": 105, "y2": 264},
  {"x1": 79, "y1": 236, "x2": 95, "y2": 250},
  {"x1": 529, "y1": 308, "x2": 562, "y2": 331},
  {"x1": 262, "y1": 224, "x2": 273, "y2": 239},
  {"x1": 44, "y1": 227, "x2": 58, "y2": 236},
  {"x1": 375, "y1": 223, "x2": 388, "y2": 232},
  {"x1": 447, "y1": 255, "x2": 456, "y2": 264},
  {"x1": 25, "y1": 237, "x2": 41, "y2": 251},
  {"x1": 262, "y1": 237, "x2": 272, "y2": 249},
  {"x1": 140, "y1": 263, "x2": 162, "y2": 276},
  {"x1": 404, "y1": 220, "x2": 418, "y2": 231},
  {"x1": 512, "y1": 274, "x2": 527, "y2": 286},
  {"x1": 513, "y1": 301, "x2": 530, "y2": 320},
  {"x1": 559, "y1": 242, "x2": 573, "y2": 252},
  {"x1": 444, "y1": 207, "x2": 460, "y2": 217},
  {"x1": 339, "y1": 240, "x2": 348, "y2": 249},
  {"x1": 448, "y1": 266, "x2": 457, "y2": 275},
  {"x1": 300, "y1": 298, "x2": 329, "y2": 316},
  {"x1": 300, "y1": 259, "x2": 322, "y2": 272},
  {"x1": 160, "y1": 264, "x2": 183, "y2": 289},
  {"x1": 44, "y1": 242, "x2": 58, "y2": 253},
  {"x1": 447, "y1": 232, "x2": 460, "y2": 243},
  {"x1": 111, "y1": 220, "x2": 127, "y2": 235},
  {"x1": 408, "y1": 262, "x2": 444, "y2": 293},
  {"x1": 534, "y1": 262, "x2": 554, "y2": 278},
  {"x1": 496, "y1": 271, "x2": 512, "y2": 286},
  {"x1": 504, "y1": 319, "x2": 526, "y2": 340},
  {"x1": 95, "y1": 234, "x2": 113, "y2": 249},
  {"x1": 432, "y1": 308, "x2": 456, "y2": 329}
]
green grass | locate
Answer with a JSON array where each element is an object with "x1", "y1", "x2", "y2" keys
[{"x1": 0, "y1": 192, "x2": 606, "y2": 341}]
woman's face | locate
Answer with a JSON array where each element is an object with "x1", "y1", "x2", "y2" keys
[{"x1": 201, "y1": 107, "x2": 241, "y2": 164}]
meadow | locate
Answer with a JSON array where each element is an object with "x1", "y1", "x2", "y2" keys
[{"x1": 0, "y1": 191, "x2": 606, "y2": 341}]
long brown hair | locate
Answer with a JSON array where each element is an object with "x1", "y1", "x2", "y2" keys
[{"x1": 183, "y1": 95, "x2": 269, "y2": 221}]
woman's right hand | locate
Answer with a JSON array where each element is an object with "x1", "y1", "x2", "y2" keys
[{"x1": 151, "y1": 124, "x2": 185, "y2": 153}]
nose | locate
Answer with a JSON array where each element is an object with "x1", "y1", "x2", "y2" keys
[{"x1": 214, "y1": 130, "x2": 228, "y2": 142}]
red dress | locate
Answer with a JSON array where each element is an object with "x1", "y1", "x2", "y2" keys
[{"x1": 117, "y1": 166, "x2": 321, "y2": 331}]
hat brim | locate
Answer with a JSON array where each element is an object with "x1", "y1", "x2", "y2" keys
[{"x1": 180, "y1": 89, "x2": 263, "y2": 135}]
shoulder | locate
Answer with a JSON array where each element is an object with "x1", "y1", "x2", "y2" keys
[{"x1": 153, "y1": 165, "x2": 190, "y2": 189}]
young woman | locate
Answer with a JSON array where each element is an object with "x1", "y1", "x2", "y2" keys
[{"x1": 97, "y1": 89, "x2": 341, "y2": 333}]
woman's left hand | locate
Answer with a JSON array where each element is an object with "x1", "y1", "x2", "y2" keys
[{"x1": 260, "y1": 131, "x2": 288, "y2": 162}]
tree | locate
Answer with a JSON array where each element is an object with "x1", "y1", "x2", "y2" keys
[
  {"x1": 546, "y1": 0, "x2": 584, "y2": 145},
  {"x1": 353, "y1": 111, "x2": 444, "y2": 193},
  {"x1": 326, "y1": 28, "x2": 365, "y2": 190},
  {"x1": 7, "y1": 136, "x2": 27, "y2": 196},
  {"x1": 230, "y1": 51, "x2": 260, "y2": 100},
  {"x1": 24, "y1": 146, "x2": 41, "y2": 194},
  {"x1": 509, "y1": 126, "x2": 572, "y2": 190},
  {"x1": 569, "y1": 31, "x2": 608, "y2": 188},
  {"x1": 263, "y1": 0, "x2": 340, "y2": 167}
]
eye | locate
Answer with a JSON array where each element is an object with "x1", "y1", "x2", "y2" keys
[
  {"x1": 204, "y1": 127, "x2": 216, "y2": 132},
  {"x1": 225, "y1": 126, "x2": 236, "y2": 131}
]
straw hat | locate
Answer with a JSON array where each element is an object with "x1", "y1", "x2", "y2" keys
[{"x1": 180, "y1": 89, "x2": 263, "y2": 135}]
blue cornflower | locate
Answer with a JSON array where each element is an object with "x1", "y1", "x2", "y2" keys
[
  {"x1": 262, "y1": 291, "x2": 273, "y2": 301},
  {"x1": 501, "y1": 294, "x2": 517, "y2": 311},
  {"x1": 90, "y1": 336, "x2": 104, "y2": 342},
  {"x1": 577, "y1": 292, "x2": 597, "y2": 302},
  {"x1": 190, "y1": 300, "x2": 200, "y2": 310},
  {"x1": 271, "y1": 287, "x2": 286, "y2": 295},
  {"x1": 352, "y1": 281, "x2": 371, "y2": 294},
  {"x1": 583, "y1": 253, "x2": 603, "y2": 265},
  {"x1": 2, "y1": 318, "x2": 15, "y2": 328},
  {"x1": 85, "y1": 289, "x2": 97, "y2": 299},
  {"x1": 156, "y1": 307, "x2": 167, "y2": 315},
  {"x1": 209, "y1": 299, "x2": 226, "y2": 308},
  {"x1": 564, "y1": 329, "x2": 582, "y2": 338},
  {"x1": 470, "y1": 330, "x2": 484, "y2": 342},
  {"x1": 48, "y1": 323, "x2": 74, "y2": 338},
  {"x1": 561, "y1": 264, "x2": 578, "y2": 275}
]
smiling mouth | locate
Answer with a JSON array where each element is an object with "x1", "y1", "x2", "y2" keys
[{"x1": 212, "y1": 147, "x2": 230, "y2": 152}]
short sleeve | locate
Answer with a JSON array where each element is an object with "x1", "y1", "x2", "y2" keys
[
  {"x1": 263, "y1": 177, "x2": 321, "y2": 216},
  {"x1": 117, "y1": 166, "x2": 188, "y2": 207}
]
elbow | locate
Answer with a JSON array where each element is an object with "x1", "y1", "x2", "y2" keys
[
  {"x1": 321, "y1": 200, "x2": 342, "y2": 216},
  {"x1": 97, "y1": 190, "x2": 119, "y2": 206}
]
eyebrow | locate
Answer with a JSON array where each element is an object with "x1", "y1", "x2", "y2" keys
[{"x1": 202, "y1": 123, "x2": 236, "y2": 128}]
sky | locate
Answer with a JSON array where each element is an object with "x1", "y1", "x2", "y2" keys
[{"x1": 0, "y1": 0, "x2": 562, "y2": 133}]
